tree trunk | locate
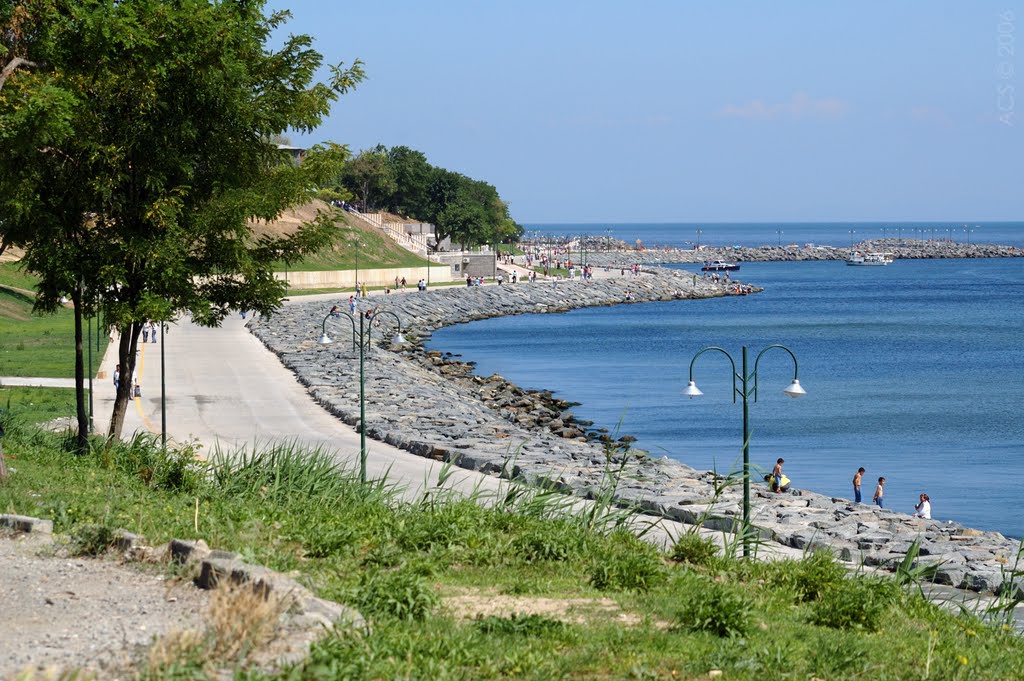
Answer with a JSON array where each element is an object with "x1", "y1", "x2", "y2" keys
[
  {"x1": 71, "y1": 288, "x2": 89, "y2": 453},
  {"x1": 106, "y1": 321, "x2": 141, "y2": 440}
]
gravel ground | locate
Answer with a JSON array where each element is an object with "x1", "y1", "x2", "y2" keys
[{"x1": 0, "y1": 530, "x2": 210, "y2": 680}]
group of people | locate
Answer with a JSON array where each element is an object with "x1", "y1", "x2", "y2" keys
[
  {"x1": 852, "y1": 468, "x2": 932, "y2": 519},
  {"x1": 140, "y1": 321, "x2": 159, "y2": 343},
  {"x1": 619, "y1": 264, "x2": 644, "y2": 277},
  {"x1": 767, "y1": 460, "x2": 932, "y2": 519},
  {"x1": 112, "y1": 363, "x2": 140, "y2": 398}
]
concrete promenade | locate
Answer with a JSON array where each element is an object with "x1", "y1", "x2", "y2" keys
[{"x1": 69, "y1": 284, "x2": 793, "y2": 559}]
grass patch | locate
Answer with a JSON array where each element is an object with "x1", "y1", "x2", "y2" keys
[
  {"x1": 0, "y1": 284, "x2": 110, "y2": 378},
  {"x1": 1, "y1": 429, "x2": 1023, "y2": 679},
  {"x1": 0, "y1": 386, "x2": 79, "y2": 425},
  {"x1": 0, "y1": 260, "x2": 38, "y2": 291},
  {"x1": 278, "y1": 213, "x2": 429, "y2": 272}
]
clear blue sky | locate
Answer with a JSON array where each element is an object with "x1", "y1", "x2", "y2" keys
[{"x1": 268, "y1": 1, "x2": 1022, "y2": 223}]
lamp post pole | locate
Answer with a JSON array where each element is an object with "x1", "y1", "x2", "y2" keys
[
  {"x1": 160, "y1": 321, "x2": 167, "y2": 449},
  {"x1": 695, "y1": 228, "x2": 703, "y2": 250},
  {"x1": 684, "y1": 344, "x2": 806, "y2": 558},
  {"x1": 87, "y1": 316, "x2": 94, "y2": 432},
  {"x1": 776, "y1": 229, "x2": 783, "y2": 248},
  {"x1": 320, "y1": 309, "x2": 405, "y2": 484},
  {"x1": 848, "y1": 229, "x2": 856, "y2": 249}
]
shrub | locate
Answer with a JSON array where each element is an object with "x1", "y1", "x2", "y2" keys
[
  {"x1": 513, "y1": 519, "x2": 586, "y2": 563},
  {"x1": 670, "y1": 532, "x2": 720, "y2": 567},
  {"x1": 589, "y1": 531, "x2": 664, "y2": 591},
  {"x1": 673, "y1": 579, "x2": 751, "y2": 637},
  {"x1": 352, "y1": 568, "x2": 437, "y2": 621},
  {"x1": 71, "y1": 523, "x2": 116, "y2": 556},
  {"x1": 762, "y1": 550, "x2": 847, "y2": 603},
  {"x1": 809, "y1": 577, "x2": 899, "y2": 631}
]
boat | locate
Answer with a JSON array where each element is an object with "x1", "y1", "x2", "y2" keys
[
  {"x1": 846, "y1": 251, "x2": 893, "y2": 266},
  {"x1": 701, "y1": 260, "x2": 740, "y2": 272}
]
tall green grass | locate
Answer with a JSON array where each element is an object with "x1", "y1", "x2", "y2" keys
[{"x1": 0, "y1": 426, "x2": 1022, "y2": 679}]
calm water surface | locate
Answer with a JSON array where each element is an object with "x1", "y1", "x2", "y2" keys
[
  {"x1": 428, "y1": 259, "x2": 1024, "y2": 538},
  {"x1": 525, "y1": 221, "x2": 1024, "y2": 249}
]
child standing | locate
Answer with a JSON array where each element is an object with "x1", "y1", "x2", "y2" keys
[
  {"x1": 772, "y1": 458, "x2": 785, "y2": 494},
  {"x1": 873, "y1": 477, "x2": 886, "y2": 508}
]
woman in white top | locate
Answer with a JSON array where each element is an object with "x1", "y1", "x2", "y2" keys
[{"x1": 913, "y1": 493, "x2": 931, "y2": 519}]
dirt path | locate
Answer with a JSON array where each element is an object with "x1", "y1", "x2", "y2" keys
[{"x1": 0, "y1": 530, "x2": 210, "y2": 679}]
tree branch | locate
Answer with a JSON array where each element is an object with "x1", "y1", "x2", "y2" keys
[{"x1": 0, "y1": 56, "x2": 41, "y2": 92}]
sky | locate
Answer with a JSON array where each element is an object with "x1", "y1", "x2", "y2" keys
[{"x1": 267, "y1": 1, "x2": 1023, "y2": 223}]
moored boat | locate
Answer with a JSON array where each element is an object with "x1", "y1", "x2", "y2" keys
[
  {"x1": 846, "y1": 251, "x2": 893, "y2": 266},
  {"x1": 701, "y1": 260, "x2": 740, "y2": 272}
]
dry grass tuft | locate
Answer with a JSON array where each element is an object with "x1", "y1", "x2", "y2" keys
[
  {"x1": 144, "y1": 583, "x2": 291, "y2": 676},
  {"x1": 207, "y1": 582, "x2": 291, "y2": 660}
]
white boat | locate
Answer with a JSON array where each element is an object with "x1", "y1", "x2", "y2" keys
[
  {"x1": 701, "y1": 260, "x2": 740, "y2": 272},
  {"x1": 846, "y1": 251, "x2": 893, "y2": 266}
]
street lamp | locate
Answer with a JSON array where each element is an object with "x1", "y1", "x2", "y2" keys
[
  {"x1": 695, "y1": 228, "x2": 703, "y2": 250},
  {"x1": 776, "y1": 229, "x2": 783, "y2": 248},
  {"x1": 684, "y1": 344, "x2": 806, "y2": 558},
  {"x1": 320, "y1": 308, "x2": 405, "y2": 483},
  {"x1": 848, "y1": 229, "x2": 856, "y2": 249}
]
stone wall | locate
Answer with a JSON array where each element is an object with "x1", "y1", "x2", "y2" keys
[
  {"x1": 250, "y1": 267, "x2": 1022, "y2": 594},
  {"x1": 276, "y1": 265, "x2": 452, "y2": 289}
]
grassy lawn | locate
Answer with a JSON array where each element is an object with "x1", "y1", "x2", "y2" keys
[
  {"x1": 0, "y1": 284, "x2": 110, "y2": 378},
  {"x1": 0, "y1": 386, "x2": 80, "y2": 425},
  {"x1": 280, "y1": 213, "x2": 430, "y2": 272},
  {"x1": 0, "y1": 429, "x2": 1021, "y2": 679},
  {"x1": 0, "y1": 260, "x2": 37, "y2": 291}
]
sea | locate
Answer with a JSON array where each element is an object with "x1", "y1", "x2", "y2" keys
[
  {"x1": 523, "y1": 222, "x2": 1024, "y2": 250},
  {"x1": 427, "y1": 223, "x2": 1024, "y2": 539}
]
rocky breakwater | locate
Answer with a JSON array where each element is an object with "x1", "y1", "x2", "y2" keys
[
  {"x1": 250, "y1": 269, "x2": 1023, "y2": 595},
  {"x1": 585, "y1": 239, "x2": 1023, "y2": 267}
]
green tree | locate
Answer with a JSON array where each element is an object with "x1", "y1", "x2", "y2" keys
[
  {"x1": 385, "y1": 145, "x2": 432, "y2": 217},
  {"x1": 0, "y1": 0, "x2": 364, "y2": 440},
  {"x1": 343, "y1": 145, "x2": 396, "y2": 212}
]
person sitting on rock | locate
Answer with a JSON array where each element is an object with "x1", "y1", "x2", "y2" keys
[{"x1": 913, "y1": 493, "x2": 931, "y2": 519}]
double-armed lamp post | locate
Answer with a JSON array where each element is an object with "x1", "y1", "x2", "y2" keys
[
  {"x1": 320, "y1": 308, "x2": 405, "y2": 483},
  {"x1": 684, "y1": 344, "x2": 806, "y2": 558}
]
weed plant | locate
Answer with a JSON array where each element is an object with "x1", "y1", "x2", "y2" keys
[{"x1": 1, "y1": 426, "x2": 1024, "y2": 679}]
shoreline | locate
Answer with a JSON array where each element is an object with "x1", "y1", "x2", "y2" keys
[
  {"x1": 250, "y1": 265, "x2": 1021, "y2": 595},
  {"x1": 576, "y1": 238, "x2": 1023, "y2": 265}
]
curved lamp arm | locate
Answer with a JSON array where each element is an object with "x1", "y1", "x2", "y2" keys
[
  {"x1": 367, "y1": 309, "x2": 405, "y2": 346},
  {"x1": 687, "y1": 346, "x2": 739, "y2": 402},
  {"x1": 321, "y1": 310, "x2": 358, "y2": 349},
  {"x1": 752, "y1": 344, "x2": 805, "y2": 401}
]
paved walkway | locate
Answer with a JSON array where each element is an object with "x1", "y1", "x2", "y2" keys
[
  {"x1": 41, "y1": 290, "x2": 790, "y2": 558},
  {"x1": 0, "y1": 377, "x2": 77, "y2": 388}
]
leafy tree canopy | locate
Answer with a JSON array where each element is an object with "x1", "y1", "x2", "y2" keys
[
  {"x1": 331, "y1": 144, "x2": 522, "y2": 248},
  {"x1": 0, "y1": 0, "x2": 364, "y2": 438}
]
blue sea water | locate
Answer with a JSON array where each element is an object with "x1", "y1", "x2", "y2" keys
[
  {"x1": 428, "y1": 257, "x2": 1024, "y2": 539},
  {"x1": 524, "y1": 221, "x2": 1024, "y2": 250}
]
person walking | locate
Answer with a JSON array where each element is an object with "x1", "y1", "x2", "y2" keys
[
  {"x1": 853, "y1": 467, "x2": 865, "y2": 503},
  {"x1": 913, "y1": 493, "x2": 931, "y2": 519},
  {"x1": 142, "y1": 323, "x2": 150, "y2": 344},
  {"x1": 873, "y1": 477, "x2": 886, "y2": 508},
  {"x1": 113, "y1": 364, "x2": 121, "y2": 393}
]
